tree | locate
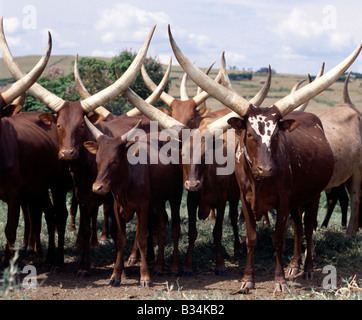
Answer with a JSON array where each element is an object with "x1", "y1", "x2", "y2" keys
[{"x1": 22, "y1": 51, "x2": 169, "y2": 115}]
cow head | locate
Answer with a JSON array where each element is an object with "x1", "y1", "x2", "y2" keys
[
  {"x1": 141, "y1": 61, "x2": 219, "y2": 129},
  {"x1": 83, "y1": 116, "x2": 141, "y2": 195},
  {"x1": 228, "y1": 106, "x2": 299, "y2": 179}
]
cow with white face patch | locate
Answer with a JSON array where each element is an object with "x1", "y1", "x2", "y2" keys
[{"x1": 168, "y1": 24, "x2": 361, "y2": 292}]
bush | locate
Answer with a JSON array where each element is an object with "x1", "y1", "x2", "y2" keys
[{"x1": 22, "y1": 51, "x2": 169, "y2": 115}]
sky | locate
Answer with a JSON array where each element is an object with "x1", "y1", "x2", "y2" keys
[{"x1": 0, "y1": 0, "x2": 361, "y2": 75}]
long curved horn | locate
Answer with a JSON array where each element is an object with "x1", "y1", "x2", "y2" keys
[
  {"x1": 120, "y1": 119, "x2": 143, "y2": 143},
  {"x1": 74, "y1": 54, "x2": 111, "y2": 118},
  {"x1": 141, "y1": 63, "x2": 175, "y2": 106},
  {"x1": 168, "y1": 25, "x2": 252, "y2": 117},
  {"x1": 343, "y1": 71, "x2": 353, "y2": 106},
  {"x1": 126, "y1": 56, "x2": 172, "y2": 116},
  {"x1": 0, "y1": 17, "x2": 66, "y2": 111},
  {"x1": 125, "y1": 87, "x2": 184, "y2": 132},
  {"x1": 80, "y1": 25, "x2": 156, "y2": 113},
  {"x1": 274, "y1": 45, "x2": 362, "y2": 116},
  {"x1": 84, "y1": 116, "x2": 104, "y2": 140},
  {"x1": 197, "y1": 61, "x2": 215, "y2": 95},
  {"x1": 180, "y1": 73, "x2": 189, "y2": 101},
  {"x1": 1, "y1": 31, "x2": 52, "y2": 104},
  {"x1": 294, "y1": 63, "x2": 324, "y2": 112}
]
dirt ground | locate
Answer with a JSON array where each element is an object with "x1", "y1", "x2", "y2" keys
[{"x1": 6, "y1": 251, "x2": 357, "y2": 301}]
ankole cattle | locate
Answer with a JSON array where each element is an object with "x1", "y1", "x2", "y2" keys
[
  {"x1": 0, "y1": 31, "x2": 71, "y2": 269},
  {"x1": 83, "y1": 117, "x2": 183, "y2": 287},
  {"x1": 0, "y1": 19, "x2": 157, "y2": 276},
  {"x1": 168, "y1": 24, "x2": 361, "y2": 291}
]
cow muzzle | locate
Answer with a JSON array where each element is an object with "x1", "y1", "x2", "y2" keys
[
  {"x1": 184, "y1": 180, "x2": 201, "y2": 192},
  {"x1": 59, "y1": 148, "x2": 77, "y2": 160},
  {"x1": 255, "y1": 164, "x2": 274, "y2": 178},
  {"x1": 92, "y1": 183, "x2": 109, "y2": 195}
]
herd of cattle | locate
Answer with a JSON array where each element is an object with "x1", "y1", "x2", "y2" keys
[{"x1": 0, "y1": 18, "x2": 361, "y2": 293}]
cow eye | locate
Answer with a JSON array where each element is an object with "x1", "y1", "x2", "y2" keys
[{"x1": 247, "y1": 132, "x2": 252, "y2": 138}]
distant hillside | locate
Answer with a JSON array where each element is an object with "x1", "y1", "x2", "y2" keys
[{"x1": 1, "y1": 55, "x2": 361, "y2": 115}]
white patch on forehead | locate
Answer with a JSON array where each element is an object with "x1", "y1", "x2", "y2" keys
[{"x1": 248, "y1": 115, "x2": 277, "y2": 150}]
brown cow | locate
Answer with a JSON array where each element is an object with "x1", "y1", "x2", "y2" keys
[
  {"x1": 0, "y1": 20, "x2": 156, "y2": 276},
  {"x1": 0, "y1": 32, "x2": 70, "y2": 268},
  {"x1": 73, "y1": 54, "x2": 173, "y2": 266},
  {"x1": 83, "y1": 117, "x2": 183, "y2": 287},
  {"x1": 168, "y1": 25, "x2": 361, "y2": 291}
]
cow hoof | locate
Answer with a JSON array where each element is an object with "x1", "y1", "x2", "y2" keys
[
  {"x1": 127, "y1": 258, "x2": 138, "y2": 266},
  {"x1": 215, "y1": 269, "x2": 228, "y2": 276},
  {"x1": 140, "y1": 281, "x2": 152, "y2": 288},
  {"x1": 109, "y1": 279, "x2": 121, "y2": 287},
  {"x1": 76, "y1": 270, "x2": 90, "y2": 278},
  {"x1": 303, "y1": 271, "x2": 314, "y2": 280},
  {"x1": 51, "y1": 266, "x2": 62, "y2": 274},
  {"x1": 237, "y1": 281, "x2": 254, "y2": 294},
  {"x1": 287, "y1": 267, "x2": 300, "y2": 277},
  {"x1": 183, "y1": 270, "x2": 193, "y2": 277},
  {"x1": 274, "y1": 282, "x2": 288, "y2": 292}
]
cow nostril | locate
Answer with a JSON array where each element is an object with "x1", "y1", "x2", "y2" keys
[{"x1": 185, "y1": 180, "x2": 201, "y2": 191}]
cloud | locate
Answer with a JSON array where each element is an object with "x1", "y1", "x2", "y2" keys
[
  {"x1": 274, "y1": 7, "x2": 354, "y2": 56},
  {"x1": 95, "y1": 3, "x2": 169, "y2": 43},
  {"x1": 3, "y1": 17, "x2": 20, "y2": 34},
  {"x1": 40, "y1": 28, "x2": 78, "y2": 49}
]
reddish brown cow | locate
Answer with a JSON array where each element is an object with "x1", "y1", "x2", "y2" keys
[
  {"x1": 0, "y1": 21, "x2": 156, "y2": 276},
  {"x1": 83, "y1": 118, "x2": 183, "y2": 287},
  {"x1": 168, "y1": 25, "x2": 361, "y2": 291},
  {"x1": 0, "y1": 32, "x2": 71, "y2": 268}
]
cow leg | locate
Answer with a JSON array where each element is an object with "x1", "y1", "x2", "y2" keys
[
  {"x1": 109, "y1": 205, "x2": 126, "y2": 287},
  {"x1": 20, "y1": 201, "x2": 30, "y2": 251},
  {"x1": 90, "y1": 212, "x2": 99, "y2": 250},
  {"x1": 136, "y1": 207, "x2": 151, "y2": 287},
  {"x1": 288, "y1": 208, "x2": 303, "y2": 276},
  {"x1": 41, "y1": 193, "x2": 56, "y2": 268},
  {"x1": 321, "y1": 189, "x2": 337, "y2": 228},
  {"x1": 69, "y1": 191, "x2": 78, "y2": 232},
  {"x1": 303, "y1": 197, "x2": 319, "y2": 280},
  {"x1": 213, "y1": 202, "x2": 227, "y2": 275},
  {"x1": 169, "y1": 195, "x2": 181, "y2": 276},
  {"x1": 153, "y1": 205, "x2": 167, "y2": 276},
  {"x1": 3, "y1": 196, "x2": 21, "y2": 265},
  {"x1": 76, "y1": 203, "x2": 93, "y2": 277},
  {"x1": 338, "y1": 185, "x2": 349, "y2": 228},
  {"x1": 183, "y1": 191, "x2": 200, "y2": 276},
  {"x1": 272, "y1": 206, "x2": 289, "y2": 292},
  {"x1": 229, "y1": 199, "x2": 242, "y2": 257},
  {"x1": 51, "y1": 188, "x2": 68, "y2": 270},
  {"x1": 28, "y1": 198, "x2": 45, "y2": 266},
  {"x1": 345, "y1": 173, "x2": 361, "y2": 236},
  {"x1": 100, "y1": 201, "x2": 112, "y2": 244},
  {"x1": 238, "y1": 195, "x2": 257, "y2": 293}
]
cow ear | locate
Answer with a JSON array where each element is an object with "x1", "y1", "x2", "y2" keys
[
  {"x1": 39, "y1": 112, "x2": 57, "y2": 125},
  {"x1": 88, "y1": 113, "x2": 105, "y2": 125},
  {"x1": 198, "y1": 107, "x2": 211, "y2": 117},
  {"x1": 83, "y1": 141, "x2": 99, "y2": 154},
  {"x1": 278, "y1": 119, "x2": 300, "y2": 132},
  {"x1": 1, "y1": 104, "x2": 22, "y2": 117},
  {"x1": 227, "y1": 117, "x2": 246, "y2": 130}
]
